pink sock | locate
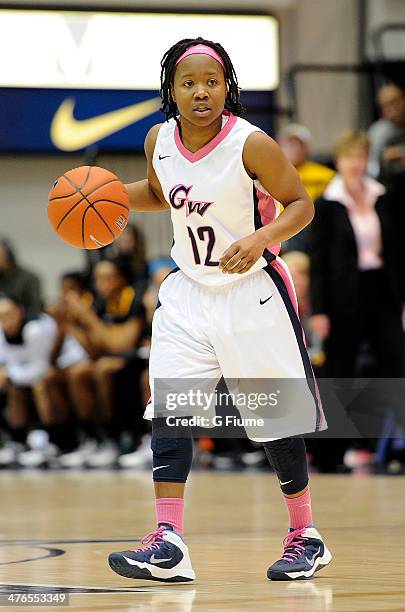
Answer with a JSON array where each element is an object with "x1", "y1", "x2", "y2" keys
[
  {"x1": 156, "y1": 498, "x2": 184, "y2": 535},
  {"x1": 284, "y1": 487, "x2": 313, "y2": 530}
]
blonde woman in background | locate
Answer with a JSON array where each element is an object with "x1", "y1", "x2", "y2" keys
[{"x1": 310, "y1": 130, "x2": 404, "y2": 379}]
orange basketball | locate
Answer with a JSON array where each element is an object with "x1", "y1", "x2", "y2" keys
[{"x1": 48, "y1": 166, "x2": 130, "y2": 250}]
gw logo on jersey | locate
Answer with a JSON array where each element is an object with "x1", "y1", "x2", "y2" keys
[{"x1": 169, "y1": 184, "x2": 214, "y2": 217}]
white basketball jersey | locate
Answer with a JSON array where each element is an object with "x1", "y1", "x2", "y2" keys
[{"x1": 152, "y1": 111, "x2": 281, "y2": 286}]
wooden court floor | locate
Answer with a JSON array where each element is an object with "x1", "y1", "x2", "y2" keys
[{"x1": 0, "y1": 470, "x2": 404, "y2": 611}]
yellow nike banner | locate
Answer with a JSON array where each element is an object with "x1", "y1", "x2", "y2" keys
[{"x1": 50, "y1": 97, "x2": 161, "y2": 151}]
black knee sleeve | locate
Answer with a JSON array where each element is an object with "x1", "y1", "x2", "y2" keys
[
  {"x1": 151, "y1": 418, "x2": 193, "y2": 483},
  {"x1": 263, "y1": 437, "x2": 308, "y2": 495}
]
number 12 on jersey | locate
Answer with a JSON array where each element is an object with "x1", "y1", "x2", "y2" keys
[{"x1": 187, "y1": 226, "x2": 219, "y2": 267}]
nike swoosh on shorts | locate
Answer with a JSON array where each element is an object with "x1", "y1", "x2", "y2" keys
[{"x1": 50, "y1": 97, "x2": 161, "y2": 151}]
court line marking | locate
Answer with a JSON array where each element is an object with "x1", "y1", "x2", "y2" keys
[
  {"x1": 0, "y1": 583, "x2": 176, "y2": 594},
  {"x1": 0, "y1": 546, "x2": 65, "y2": 566}
]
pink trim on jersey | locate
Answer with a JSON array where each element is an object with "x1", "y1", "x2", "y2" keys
[
  {"x1": 174, "y1": 111, "x2": 237, "y2": 163},
  {"x1": 255, "y1": 187, "x2": 281, "y2": 257},
  {"x1": 272, "y1": 258, "x2": 299, "y2": 316}
]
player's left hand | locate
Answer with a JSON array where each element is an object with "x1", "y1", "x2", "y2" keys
[{"x1": 219, "y1": 232, "x2": 267, "y2": 274}]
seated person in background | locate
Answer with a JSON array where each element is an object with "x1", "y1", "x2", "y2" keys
[
  {"x1": 368, "y1": 83, "x2": 405, "y2": 180},
  {"x1": 143, "y1": 257, "x2": 177, "y2": 328},
  {"x1": 63, "y1": 256, "x2": 146, "y2": 468},
  {"x1": 278, "y1": 124, "x2": 335, "y2": 252},
  {"x1": 20, "y1": 272, "x2": 94, "y2": 469},
  {"x1": 0, "y1": 295, "x2": 56, "y2": 466},
  {"x1": 117, "y1": 257, "x2": 176, "y2": 470},
  {"x1": 83, "y1": 223, "x2": 149, "y2": 295},
  {"x1": 0, "y1": 238, "x2": 42, "y2": 318},
  {"x1": 115, "y1": 224, "x2": 150, "y2": 296}
]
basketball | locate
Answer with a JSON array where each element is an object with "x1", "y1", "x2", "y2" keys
[{"x1": 48, "y1": 166, "x2": 130, "y2": 249}]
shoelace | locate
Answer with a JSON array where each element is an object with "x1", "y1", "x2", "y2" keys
[
  {"x1": 131, "y1": 526, "x2": 166, "y2": 552},
  {"x1": 281, "y1": 527, "x2": 306, "y2": 563}
]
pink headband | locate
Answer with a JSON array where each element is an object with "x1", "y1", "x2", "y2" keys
[{"x1": 175, "y1": 44, "x2": 225, "y2": 69}]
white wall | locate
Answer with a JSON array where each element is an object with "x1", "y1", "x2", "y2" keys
[
  {"x1": 366, "y1": 0, "x2": 405, "y2": 58},
  {"x1": 277, "y1": 0, "x2": 360, "y2": 151},
  {"x1": 367, "y1": 0, "x2": 405, "y2": 32}
]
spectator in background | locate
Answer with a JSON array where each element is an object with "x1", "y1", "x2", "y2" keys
[
  {"x1": 281, "y1": 251, "x2": 325, "y2": 370},
  {"x1": 281, "y1": 251, "x2": 311, "y2": 320},
  {"x1": 117, "y1": 257, "x2": 176, "y2": 469},
  {"x1": 22, "y1": 272, "x2": 94, "y2": 469},
  {"x1": 368, "y1": 83, "x2": 405, "y2": 180},
  {"x1": 278, "y1": 124, "x2": 335, "y2": 252},
  {"x1": 310, "y1": 130, "x2": 405, "y2": 378},
  {"x1": 115, "y1": 223, "x2": 149, "y2": 294},
  {"x1": 278, "y1": 124, "x2": 335, "y2": 202},
  {"x1": 84, "y1": 223, "x2": 149, "y2": 293},
  {"x1": 0, "y1": 295, "x2": 56, "y2": 466},
  {"x1": 0, "y1": 238, "x2": 42, "y2": 317},
  {"x1": 63, "y1": 256, "x2": 146, "y2": 468},
  {"x1": 143, "y1": 258, "x2": 177, "y2": 327},
  {"x1": 310, "y1": 131, "x2": 405, "y2": 471},
  {"x1": 281, "y1": 253, "x2": 340, "y2": 472}
]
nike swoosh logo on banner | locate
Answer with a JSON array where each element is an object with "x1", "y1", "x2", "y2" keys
[
  {"x1": 260, "y1": 295, "x2": 273, "y2": 305},
  {"x1": 50, "y1": 96, "x2": 161, "y2": 151},
  {"x1": 149, "y1": 554, "x2": 172, "y2": 564},
  {"x1": 153, "y1": 465, "x2": 170, "y2": 472}
]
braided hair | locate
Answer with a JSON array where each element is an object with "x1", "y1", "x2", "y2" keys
[{"x1": 160, "y1": 36, "x2": 245, "y2": 122}]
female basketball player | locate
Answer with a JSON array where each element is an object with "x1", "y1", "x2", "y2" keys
[{"x1": 108, "y1": 37, "x2": 332, "y2": 582}]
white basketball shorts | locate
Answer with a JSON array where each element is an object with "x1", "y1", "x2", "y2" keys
[{"x1": 144, "y1": 258, "x2": 327, "y2": 440}]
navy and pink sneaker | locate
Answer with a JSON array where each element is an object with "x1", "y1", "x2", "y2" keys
[
  {"x1": 108, "y1": 526, "x2": 195, "y2": 583},
  {"x1": 267, "y1": 526, "x2": 332, "y2": 580}
]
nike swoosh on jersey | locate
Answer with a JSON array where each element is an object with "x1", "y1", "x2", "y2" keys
[
  {"x1": 279, "y1": 479, "x2": 293, "y2": 485},
  {"x1": 50, "y1": 97, "x2": 161, "y2": 151}
]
